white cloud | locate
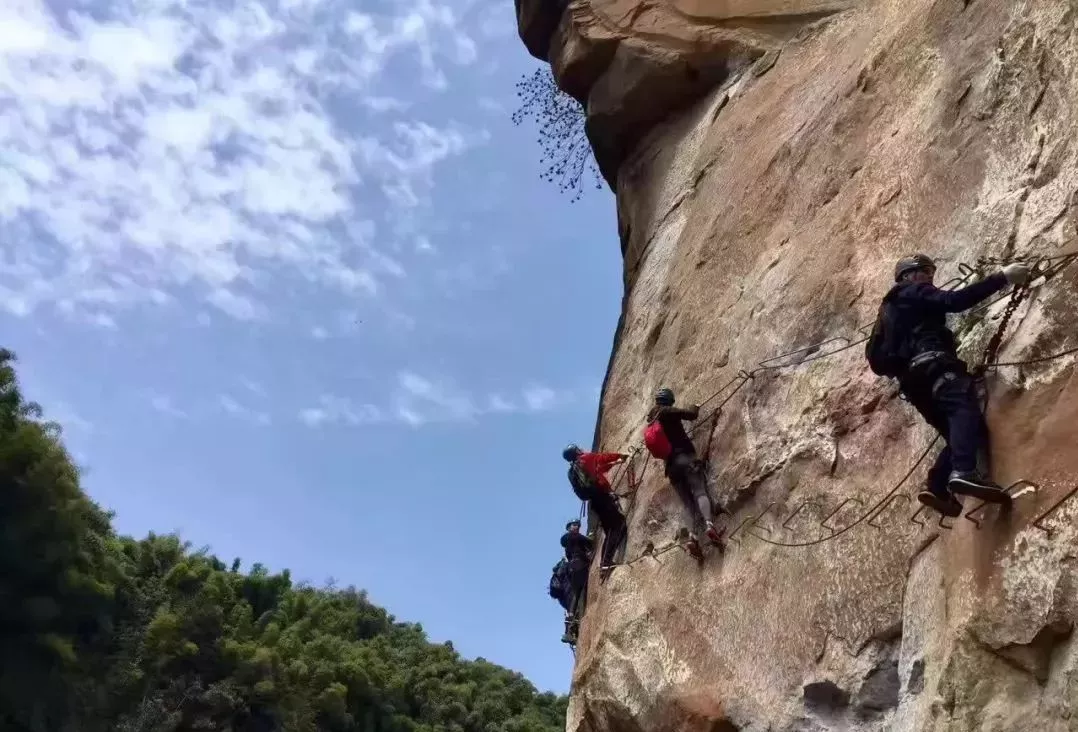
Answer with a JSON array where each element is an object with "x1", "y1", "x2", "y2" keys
[
  {"x1": 356, "y1": 121, "x2": 474, "y2": 210},
  {"x1": 299, "y1": 376, "x2": 580, "y2": 429},
  {"x1": 395, "y1": 406, "x2": 426, "y2": 427},
  {"x1": 478, "y1": 96, "x2": 506, "y2": 114},
  {"x1": 217, "y1": 393, "x2": 271, "y2": 425},
  {"x1": 486, "y1": 394, "x2": 516, "y2": 413},
  {"x1": 474, "y1": 5, "x2": 514, "y2": 41},
  {"x1": 343, "y1": 0, "x2": 477, "y2": 90},
  {"x1": 364, "y1": 96, "x2": 409, "y2": 113},
  {"x1": 148, "y1": 392, "x2": 187, "y2": 418},
  {"x1": 299, "y1": 394, "x2": 383, "y2": 427},
  {"x1": 522, "y1": 384, "x2": 558, "y2": 411},
  {"x1": 310, "y1": 325, "x2": 329, "y2": 339},
  {"x1": 240, "y1": 377, "x2": 266, "y2": 396},
  {"x1": 395, "y1": 370, "x2": 478, "y2": 424},
  {"x1": 207, "y1": 288, "x2": 263, "y2": 321},
  {"x1": 0, "y1": 0, "x2": 482, "y2": 322}
]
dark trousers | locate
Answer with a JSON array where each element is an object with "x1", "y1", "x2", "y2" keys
[
  {"x1": 902, "y1": 364, "x2": 989, "y2": 496},
  {"x1": 667, "y1": 452, "x2": 713, "y2": 534},
  {"x1": 589, "y1": 493, "x2": 626, "y2": 567},
  {"x1": 566, "y1": 556, "x2": 588, "y2": 617}
]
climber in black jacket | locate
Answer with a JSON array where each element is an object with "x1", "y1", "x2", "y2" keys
[
  {"x1": 645, "y1": 387, "x2": 724, "y2": 557},
  {"x1": 873, "y1": 253, "x2": 1029, "y2": 516},
  {"x1": 559, "y1": 519, "x2": 592, "y2": 644}
]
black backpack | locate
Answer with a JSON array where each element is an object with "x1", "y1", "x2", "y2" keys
[
  {"x1": 865, "y1": 295, "x2": 910, "y2": 377},
  {"x1": 548, "y1": 560, "x2": 568, "y2": 599},
  {"x1": 567, "y1": 462, "x2": 598, "y2": 501}
]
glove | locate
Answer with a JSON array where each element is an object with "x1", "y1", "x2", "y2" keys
[{"x1": 1002, "y1": 263, "x2": 1030, "y2": 285}]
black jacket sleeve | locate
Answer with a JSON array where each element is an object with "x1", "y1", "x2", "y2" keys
[
  {"x1": 667, "y1": 406, "x2": 700, "y2": 422},
  {"x1": 897, "y1": 273, "x2": 1008, "y2": 313}
]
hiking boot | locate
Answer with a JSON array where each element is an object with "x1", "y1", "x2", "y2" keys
[
  {"x1": 948, "y1": 471, "x2": 1007, "y2": 502},
  {"x1": 684, "y1": 535, "x2": 704, "y2": 561},
  {"x1": 917, "y1": 490, "x2": 962, "y2": 518},
  {"x1": 560, "y1": 632, "x2": 576, "y2": 645}
]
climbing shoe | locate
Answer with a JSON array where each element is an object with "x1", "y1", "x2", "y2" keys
[
  {"x1": 705, "y1": 523, "x2": 725, "y2": 547},
  {"x1": 948, "y1": 472, "x2": 1008, "y2": 502},
  {"x1": 916, "y1": 490, "x2": 962, "y2": 518}
]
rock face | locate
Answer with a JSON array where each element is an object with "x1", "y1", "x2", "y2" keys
[{"x1": 514, "y1": 0, "x2": 1078, "y2": 730}]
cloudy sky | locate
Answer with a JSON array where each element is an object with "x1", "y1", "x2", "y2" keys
[{"x1": 0, "y1": 0, "x2": 620, "y2": 693}]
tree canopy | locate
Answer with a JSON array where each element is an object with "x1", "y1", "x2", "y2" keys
[{"x1": 0, "y1": 348, "x2": 567, "y2": 732}]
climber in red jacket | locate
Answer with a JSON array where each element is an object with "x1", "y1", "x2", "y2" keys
[
  {"x1": 563, "y1": 444, "x2": 628, "y2": 569},
  {"x1": 575, "y1": 449, "x2": 625, "y2": 492}
]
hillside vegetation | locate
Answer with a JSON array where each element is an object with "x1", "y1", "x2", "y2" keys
[{"x1": 0, "y1": 348, "x2": 566, "y2": 732}]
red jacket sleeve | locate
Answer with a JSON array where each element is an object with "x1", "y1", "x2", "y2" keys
[
  {"x1": 595, "y1": 453, "x2": 623, "y2": 472},
  {"x1": 579, "y1": 453, "x2": 615, "y2": 491}
]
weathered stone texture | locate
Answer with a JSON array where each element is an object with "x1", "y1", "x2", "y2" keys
[{"x1": 518, "y1": 0, "x2": 1078, "y2": 730}]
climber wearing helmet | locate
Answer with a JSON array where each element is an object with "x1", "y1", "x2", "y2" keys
[
  {"x1": 644, "y1": 387, "x2": 724, "y2": 559},
  {"x1": 559, "y1": 519, "x2": 592, "y2": 644},
  {"x1": 867, "y1": 253, "x2": 1030, "y2": 516},
  {"x1": 563, "y1": 443, "x2": 628, "y2": 570},
  {"x1": 561, "y1": 518, "x2": 593, "y2": 562}
]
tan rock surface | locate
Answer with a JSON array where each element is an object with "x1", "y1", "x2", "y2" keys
[{"x1": 517, "y1": 0, "x2": 1078, "y2": 730}]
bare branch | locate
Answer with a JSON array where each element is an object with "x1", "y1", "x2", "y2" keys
[{"x1": 512, "y1": 69, "x2": 604, "y2": 202}]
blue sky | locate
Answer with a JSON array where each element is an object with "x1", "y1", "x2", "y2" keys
[{"x1": 0, "y1": 0, "x2": 620, "y2": 693}]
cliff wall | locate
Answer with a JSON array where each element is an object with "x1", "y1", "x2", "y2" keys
[{"x1": 516, "y1": 1, "x2": 1078, "y2": 730}]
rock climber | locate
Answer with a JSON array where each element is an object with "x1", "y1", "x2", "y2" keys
[
  {"x1": 563, "y1": 444, "x2": 628, "y2": 570},
  {"x1": 559, "y1": 519, "x2": 592, "y2": 644},
  {"x1": 867, "y1": 253, "x2": 1030, "y2": 516},
  {"x1": 644, "y1": 387, "x2": 725, "y2": 559}
]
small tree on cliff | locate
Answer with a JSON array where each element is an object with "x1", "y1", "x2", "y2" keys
[{"x1": 512, "y1": 68, "x2": 604, "y2": 202}]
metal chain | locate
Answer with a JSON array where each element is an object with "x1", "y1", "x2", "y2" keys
[{"x1": 979, "y1": 282, "x2": 1029, "y2": 370}]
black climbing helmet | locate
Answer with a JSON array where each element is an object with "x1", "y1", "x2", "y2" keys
[
  {"x1": 894, "y1": 254, "x2": 936, "y2": 282},
  {"x1": 655, "y1": 387, "x2": 675, "y2": 406},
  {"x1": 562, "y1": 444, "x2": 582, "y2": 462},
  {"x1": 566, "y1": 519, "x2": 581, "y2": 530}
]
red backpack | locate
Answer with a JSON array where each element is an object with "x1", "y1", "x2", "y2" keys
[{"x1": 644, "y1": 420, "x2": 672, "y2": 459}]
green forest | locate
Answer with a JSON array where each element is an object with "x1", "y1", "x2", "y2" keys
[{"x1": 0, "y1": 348, "x2": 567, "y2": 732}]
